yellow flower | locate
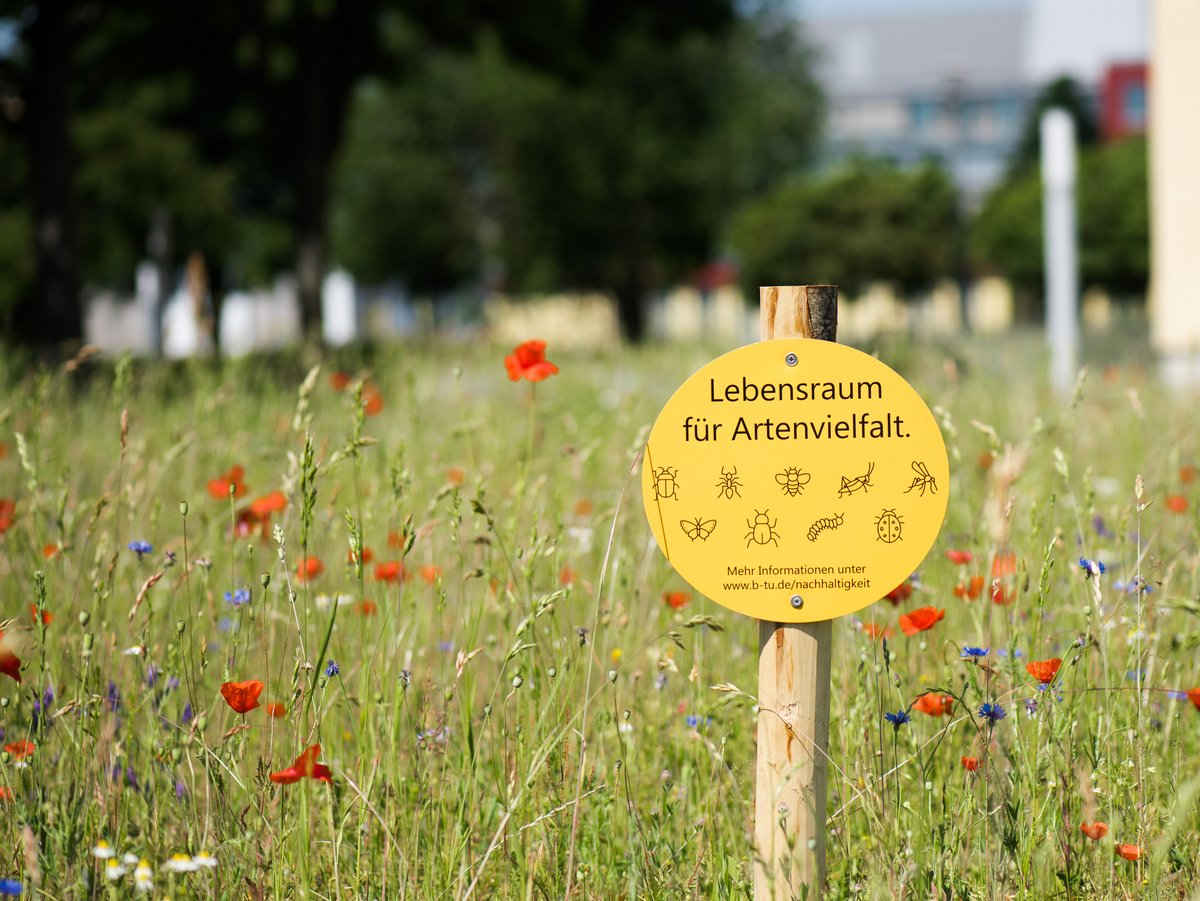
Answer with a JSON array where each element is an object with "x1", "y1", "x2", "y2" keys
[{"x1": 610, "y1": 648, "x2": 623, "y2": 664}]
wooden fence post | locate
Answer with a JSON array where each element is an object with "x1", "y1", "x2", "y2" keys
[{"x1": 755, "y1": 285, "x2": 837, "y2": 899}]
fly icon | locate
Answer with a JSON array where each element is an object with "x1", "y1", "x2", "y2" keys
[
  {"x1": 903, "y1": 461, "x2": 938, "y2": 497},
  {"x1": 745, "y1": 510, "x2": 780, "y2": 547}
]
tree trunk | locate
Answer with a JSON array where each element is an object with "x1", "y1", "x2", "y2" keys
[
  {"x1": 16, "y1": 0, "x2": 80, "y2": 352},
  {"x1": 293, "y1": 1, "x2": 374, "y2": 340},
  {"x1": 615, "y1": 269, "x2": 649, "y2": 343}
]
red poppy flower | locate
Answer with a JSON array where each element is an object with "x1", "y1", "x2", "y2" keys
[
  {"x1": 1182, "y1": 465, "x2": 1197, "y2": 485},
  {"x1": 4, "y1": 740, "x2": 34, "y2": 761},
  {"x1": 961, "y1": 756, "x2": 979, "y2": 771},
  {"x1": 504, "y1": 340, "x2": 559, "y2": 383},
  {"x1": 991, "y1": 552, "x2": 1017, "y2": 578},
  {"x1": 1115, "y1": 843, "x2": 1142, "y2": 861},
  {"x1": 954, "y1": 576, "x2": 985, "y2": 600},
  {"x1": 859, "y1": 621, "x2": 893, "y2": 640},
  {"x1": 269, "y1": 744, "x2": 332, "y2": 785},
  {"x1": 419, "y1": 565, "x2": 443, "y2": 585},
  {"x1": 446, "y1": 467, "x2": 466, "y2": 486},
  {"x1": 1080, "y1": 822, "x2": 1108, "y2": 840},
  {"x1": 913, "y1": 694, "x2": 955, "y2": 716},
  {"x1": 559, "y1": 566, "x2": 578, "y2": 587},
  {"x1": 1026, "y1": 658, "x2": 1062, "y2": 684},
  {"x1": 977, "y1": 452, "x2": 994, "y2": 470},
  {"x1": 945, "y1": 550, "x2": 973, "y2": 565},
  {"x1": 296, "y1": 556, "x2": 324, "y2": 581},
  {"x1": 374, "y1": 561, "x2": 408, "y2": 583},
  {"x1": 990, "y1": 580, "x2": 1013, "y2": 605},
  {"x1": 884, "y1": 581, "x2": 914, "y2": 605},
  {"x1": 0, "y1": 631, "x2": 20, "y2": 683},
  {"x1": 357, "y1": 599, "x2": 377, "y2": 616},
  {"x1": 899, "y1": 606, "x2": 944, "y2": 636},
  {"x1": 362, "y1": 385, "x2": 384, "y2": 417},
  {"x1": 1186, "y1": 687, "x2": 1200, "y2": 711},
  {"x1": 266, "y1": 702, "x2": 287, "y2": 718},
  {"x1": 330, "y1": 371, "x2": 352, "y2": 391},
  {"x1": 207, "y1": 465, "x2": 248, "y2": 500},
  {"x1": 574, "y1": 499, "x2": 594, "y2": 516},
  {"x1": 0, "y1": 499, "x2": 15, "y2": 534},
  {"x1": 28, "y1": 605, "x2": 52, "y2": 626},
  {"x1": 663, "y1": 591, "x2": 691, "y2": 610},
  {"x1": 248, "y1": 490, "x2": 287, "y2": 518},
  {"x1": 1166, "y1": 494, "x2": 1188, "y2": 514},
  {"x1": 0, "y1": 787, "x2": 10, "y2": 802},
  {"x1": 348, "y1": 547, "x2": 374, "y2": 565},
  {"x1": 219, "y1": 680, "x2": 264, "y2": 714}
]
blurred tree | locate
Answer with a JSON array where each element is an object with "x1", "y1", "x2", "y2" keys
[
  {"x1": 1008, "y1": 76, "x2": 1099, "y2": 178},
  {"x1": 970, "y1": 137, "x2": 1148, "y2": 300},
  {"x1": 726, "y1": 159, "x2": 959, "y2": 298}
]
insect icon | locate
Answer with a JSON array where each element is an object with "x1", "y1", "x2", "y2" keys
[
  {"x1": 903, "y1": 460, "x2": 938, "y2": 496},
  {"x1": 653, "y1": 467, "x2": 680, "y2": 501},
  {"x1": 838, "y1": 462, "x2": 875, "y2": 497},
  {"x1": 775, "y1": 466, "x2": 812, "y2": 497},
  {"x1": 745, "y1": 510, "x2": 780, "y2": 547},
  {"x1": 715, "y1": 467, "x2": 743, "y2": 499},
  {"x1": 875, "y1": 508, "x2": 904, "y2": 543},
  {"x1": 680, "y1": 516, "x2": 717, "y2": 542}
]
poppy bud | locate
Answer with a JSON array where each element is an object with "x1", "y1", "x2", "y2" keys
[
  {"x1": 176, "y1": 621, "x2": 186, "y2": 635},
  {"x1": 78, "y1": 611, "x2": 90, "y2": 626},
  {"x1": 180, "y1": 501, "x2": 189, "y2": 516},
  {"x1": 261, "y1": 573, "x2": 271, "y2": 589}
]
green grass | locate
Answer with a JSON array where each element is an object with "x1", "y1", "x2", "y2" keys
[{"x1": 0, "y1": 328, "x2": 1196, "y2": 899}]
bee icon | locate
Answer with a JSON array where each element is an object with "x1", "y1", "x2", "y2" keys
[
  {"x1": 745, "y1": 510, "x2": 780, "y2": 547},
  {"x1": 775, "y1": 466, "x2": 812, "y2": 497}
]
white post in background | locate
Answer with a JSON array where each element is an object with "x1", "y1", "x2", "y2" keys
[{"x1": 1041, "y1": 108, "x2": 1079, "y2": 395}]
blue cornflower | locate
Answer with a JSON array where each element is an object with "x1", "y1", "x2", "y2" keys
[
  {"x1": 1078, "y1": 557, "x2": 1106, "y2": 578},
  {"x1": 884, "y1": 709, "x2": 912, "y2": 731},
  {"x1": 1024, "y1": 698, "x2": 1039, "y2": 715},
  {"x1": 1168, "y1": 690, "x2": 1188, "y2": 701},
  {"x1": 325, "y1": 659, "x2": 340, "y2": 677},
  {"x1": 684, "y1": 714, "x2": 713, "y2": 729},
  {"x1": 1092, "y1": 515, "x2": 1114, "y2": 539},
  {"x1": 127, "y1": 540, "x2": 153, "y2": 559},
  {"x1": 224, "y1": 588, "x2": 251, "y2": 608},
  {"x1": 0, "y1": 878, "x2": 21, "y2": 896},
  {"x1": 181, "y1": 702, "x2": 194, "y2": 725},
  {"x1": 978, "y1": 702, "x2": 1006, "y2": 723},
  {"x1": 961, "y1": 646, "x2": 989, "y2": 658}
]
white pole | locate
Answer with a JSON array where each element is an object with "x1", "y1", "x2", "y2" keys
[{"x1": 1041, "y1": 108, "x2": 1079, "y2": 395}]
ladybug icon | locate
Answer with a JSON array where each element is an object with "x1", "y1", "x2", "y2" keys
[{"x1": 875, "y1": 508, "x2": 903, "y2": 543}]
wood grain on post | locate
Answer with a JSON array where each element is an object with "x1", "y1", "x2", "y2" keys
[{"x1": 755, "y1": 285, "x2": 837, "y2": 900}]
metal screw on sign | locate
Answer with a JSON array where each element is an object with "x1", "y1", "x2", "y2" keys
[
  {"x1": 790, "y1": 595, "x2": 804, "y2": 609},
  {"x1": 785, "y1": 352, "x2": 798, "y2": 367}
]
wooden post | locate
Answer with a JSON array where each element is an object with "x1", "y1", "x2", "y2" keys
[{"x1": 755, "y1": 285, "x2": 837, "y2": 900}]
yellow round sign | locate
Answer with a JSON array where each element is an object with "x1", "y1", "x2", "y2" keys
[{"x1": 642, "y1": 339, "x2": 948, "y2": 622}]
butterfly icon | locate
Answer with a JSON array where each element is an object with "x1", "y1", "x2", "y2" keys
[{"x1": 680, "y1": 517, "x2": 717, "y2": 542}]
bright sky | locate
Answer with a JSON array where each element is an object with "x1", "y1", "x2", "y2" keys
[{"x1": 798, "y1": 0, "x2": 1023, "y2": 16}]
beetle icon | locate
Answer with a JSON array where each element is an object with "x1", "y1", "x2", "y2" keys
[
  {"x1": 653, "y1": 466, "x2": 680, "y2": 501},
  {"x1": 745, "y1": 510, "x2": 780, "y2": 547}
]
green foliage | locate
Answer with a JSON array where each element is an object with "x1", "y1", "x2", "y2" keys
[
  {"x1": 971, "y1": 137, "x2": 1149, "y2": 296},
  {"x1": 1008, "y1": 76, "x2": 1099, "y2": 177},
  {"x1": 726, "y1": 159, "x2": 959, "y2": 297},
  {"x1": 73, "y1": 107, "x2": 235, "y2": 288},
  {"x1": 0, "y1": 330, "x2": 1193, "y2": 896}
]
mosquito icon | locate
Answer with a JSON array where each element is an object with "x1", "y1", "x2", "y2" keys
[{"x1": 903, "y1": 461, "x2": 938, "y2": 496}]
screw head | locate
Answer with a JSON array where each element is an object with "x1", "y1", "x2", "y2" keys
[
  {"x1": 785, "y1": 352, "x2": 798, "y2": 367},
  {"x1": 790, "y1": 594, "x2": 803, "y2": 609}
]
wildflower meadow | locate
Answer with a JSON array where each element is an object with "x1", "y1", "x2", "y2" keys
[{"x1": 0, "y1": 331, "x2": 1196, "y2": 899}]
